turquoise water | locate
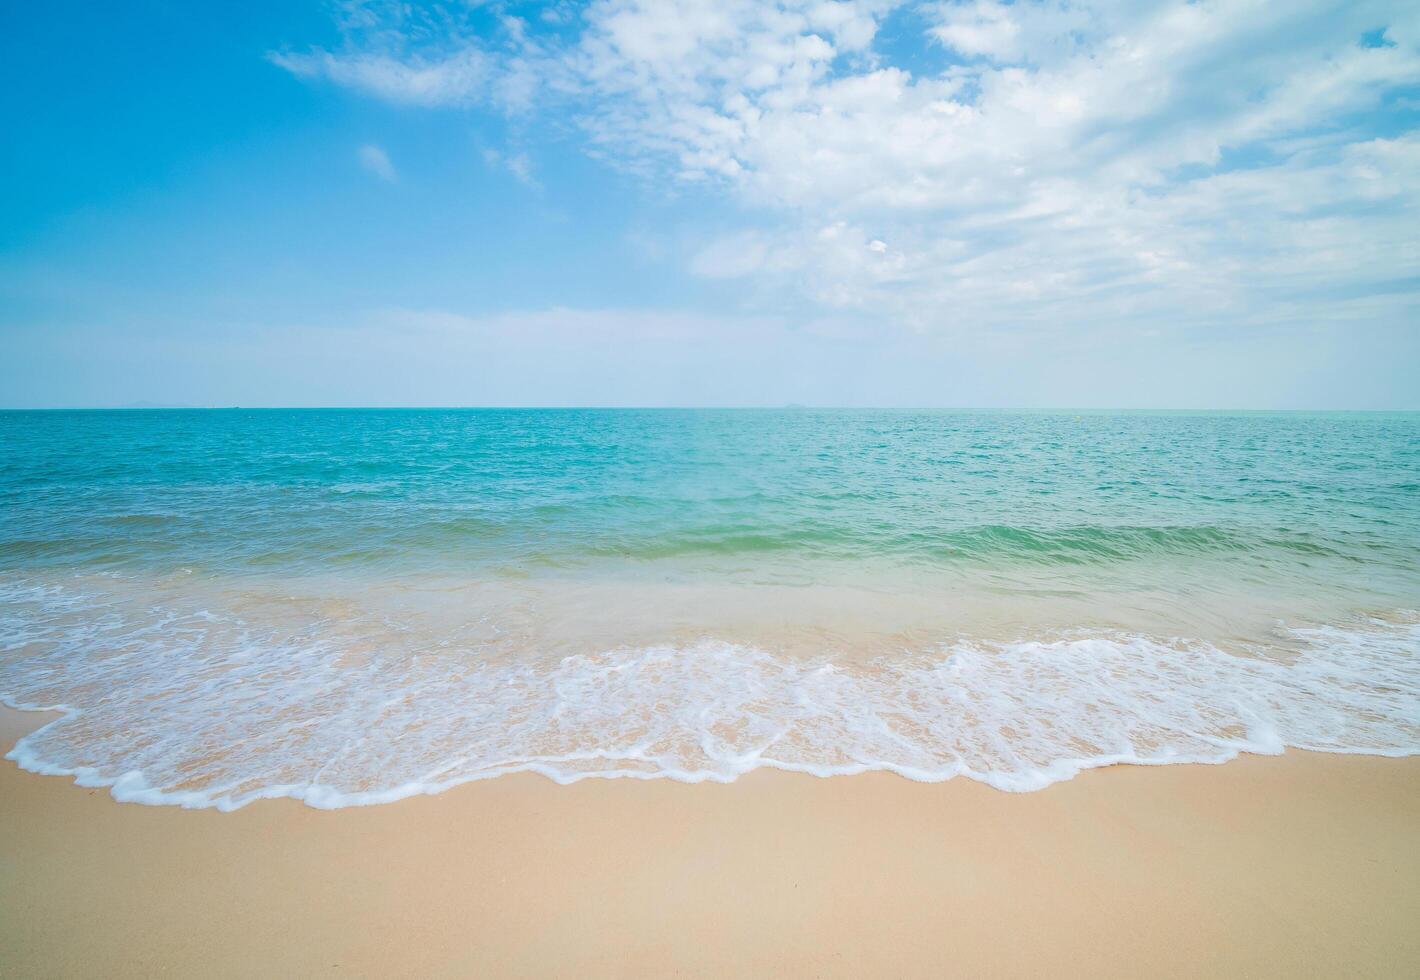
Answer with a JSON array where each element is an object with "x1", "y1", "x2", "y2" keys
[{"x1": 2, "y1": 409, "x2": 1418, "y2": 807}]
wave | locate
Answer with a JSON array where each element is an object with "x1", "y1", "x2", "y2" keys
[
  {"x1": 2, "y1": 580, "x2": 1416, "y2": 811},
  {"x1": 509, "y1": 522, "x2": 1361, "y2": 568},
  {"x1": 2, "y1": 518, "x2": 1372, "y2": 573}
]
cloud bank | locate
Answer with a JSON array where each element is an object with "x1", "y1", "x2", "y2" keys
[{"x1": 271, "y1": 1, "x2": 1420, "y2": 342}]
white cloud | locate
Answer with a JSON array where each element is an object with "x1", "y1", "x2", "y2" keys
[
  {"x1": 274, "y1": 0, "x2": 1420, "y2": 336},
  {"x1": 569, "y1": 0, "x2": 896, "y2": 179},
  {"x1": 568, "y1": 0, "x2": 1420, "y2": 329},
  {"x1": 929, "y1": 0, "x2": 1023, "y2": 60},
  {"x1": 358, "y1": 144, "x2": 397, "y2": 181},
  {"x1": 481, "y1": 148, "x2": 540, "y2": 188},
  {"x1": 270, "y1": 49, "x2": 493, "y2": 107}
]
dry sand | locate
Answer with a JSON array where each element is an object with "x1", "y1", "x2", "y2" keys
[{"x1": 2, "y1": 706, "x2": 1417, "y2": 978}]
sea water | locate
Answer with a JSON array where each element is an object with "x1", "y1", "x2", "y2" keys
[{"x1": 1, "y1": 409, "x2": 1417, "y2": 809}]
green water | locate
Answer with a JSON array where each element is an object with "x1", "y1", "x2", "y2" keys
[
  {"x1": 3, "y1": 408, "x2": 1417, "y2": 578},
  {"x1": 1, "y1": 410, "x2": 1417, "y2": 807}
]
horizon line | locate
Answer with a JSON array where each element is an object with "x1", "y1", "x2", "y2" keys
[{"x1": 3, "y1": 405, "x2": 1419, "y2": 414}]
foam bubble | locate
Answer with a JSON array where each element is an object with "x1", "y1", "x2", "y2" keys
[{"x1": 1, "y1": 579, "x2": 1417, "y2": 810}]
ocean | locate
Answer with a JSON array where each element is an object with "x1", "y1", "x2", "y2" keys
[{"x1": 1, "y1": 408, "x2": 1417, "y2": 808}]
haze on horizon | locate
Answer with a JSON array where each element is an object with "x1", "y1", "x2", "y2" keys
[{"x1": 2, "y1": 1, "x2": 1418, "y2": 410}]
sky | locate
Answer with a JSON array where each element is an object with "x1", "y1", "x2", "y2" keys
[{"x1": 1, "y1": 0, "x2": 1418, "y2": 409}]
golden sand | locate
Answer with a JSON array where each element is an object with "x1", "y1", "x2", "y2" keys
[{"x1": 2, "y1": 706, "x2": 1417, "y2": 977}]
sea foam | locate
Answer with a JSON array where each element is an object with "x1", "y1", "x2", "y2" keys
[{"x1": 3, "y1": 579, "x2": 1417, "y2": 810}]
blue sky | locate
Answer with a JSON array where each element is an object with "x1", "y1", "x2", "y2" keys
[{"x1": 2, "y1": 0, "x2": 1418, "y2": 408}]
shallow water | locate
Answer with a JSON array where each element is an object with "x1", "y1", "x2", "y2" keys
[{"x1": 2, "y1": 409, "x2": 1417, "y2": 808}]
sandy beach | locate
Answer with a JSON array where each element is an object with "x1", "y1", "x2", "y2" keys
[
  {"x1": 7, "y1": 0, "x2": 1420, "y2": 971},
  {"x1": 2, "y1": 707, "x2": 1417, "y2": 978}
]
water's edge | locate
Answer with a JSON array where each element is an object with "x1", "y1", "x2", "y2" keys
[{"x1": 6, "y1": 619, "x2": 1417, "y2": 812}]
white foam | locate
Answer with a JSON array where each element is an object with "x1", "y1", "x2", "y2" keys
[{"x1": 1, "y1": 579, "x2": 1417, "y2": 810}]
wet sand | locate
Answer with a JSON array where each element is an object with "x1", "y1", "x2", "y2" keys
[{"x1": 2, "y1": 706, "x2": 1417, "y2": 978}]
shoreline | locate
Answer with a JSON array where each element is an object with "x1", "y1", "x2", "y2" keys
[
  {"x1": 3, "y1": 707, "x2": 1418, "y2": 977},
  {"x1": 8, "y1": 613, "x2": 1416, "y2": 808}
]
